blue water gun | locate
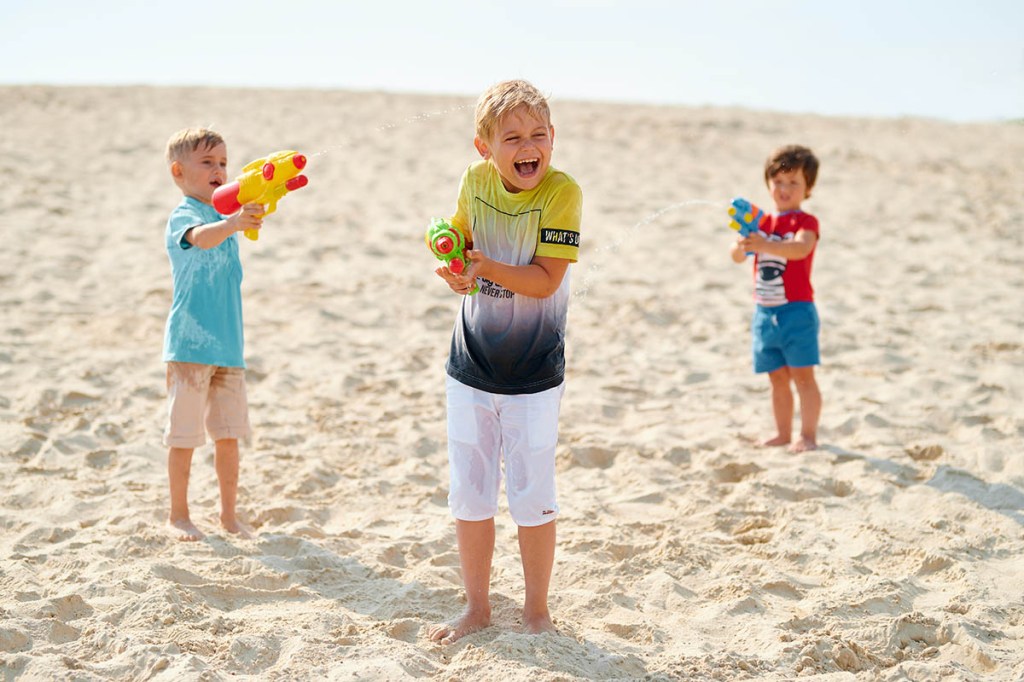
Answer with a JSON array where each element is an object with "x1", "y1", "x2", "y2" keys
[{"x1": 728, "y1": 197, "x2": 766, "y2": 257}]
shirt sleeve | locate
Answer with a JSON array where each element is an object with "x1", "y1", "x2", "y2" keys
[
  {"x1": 535, "y1": 180, "x2": 582, "y2": 262},
  {"x1": 168, "y1": 203, "x2": 208, "y2": 250},
  {"x1": 798, "y1": 212, "x2": 820, "y2": 238},
  {"x1": 449, "y1": 167, "x2": 473, "y2": 245}
]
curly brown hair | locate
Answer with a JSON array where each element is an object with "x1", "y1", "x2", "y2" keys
[{"x1": 764, "y1": 145, "x2": 819, "y2": 190}]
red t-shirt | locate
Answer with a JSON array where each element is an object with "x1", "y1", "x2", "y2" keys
[{"x1": 753, "y1": 211, "x2": 819, "y2": 306}]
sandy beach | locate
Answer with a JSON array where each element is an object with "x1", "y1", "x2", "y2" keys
[{"x1": 1, "y1": 85, "x2": 1022, "y2": 680}]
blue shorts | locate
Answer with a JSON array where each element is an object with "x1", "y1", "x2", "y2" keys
[{"x1": 751, "y1": 302, "x2": 820, "y2": 373}]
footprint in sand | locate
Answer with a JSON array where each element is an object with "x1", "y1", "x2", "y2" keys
[{"x1": 906, "y1": 444, "x2": 944, "y2": 461}]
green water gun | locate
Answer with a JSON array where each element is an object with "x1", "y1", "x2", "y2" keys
[{"x1": 426, "y1": 218, "x2": 478, "y2": 295}]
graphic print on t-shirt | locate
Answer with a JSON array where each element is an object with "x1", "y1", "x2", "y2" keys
[
  {"x1": 755, "y1": 233, "x2": 790, "y2": 306},
  {"x1": 471, "y1": 201, "x2": 541, "y2": 299}
]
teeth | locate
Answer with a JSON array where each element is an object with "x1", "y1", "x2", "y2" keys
[{"x1": 515, "y1": 158, "x2": 539, "y2": 165}]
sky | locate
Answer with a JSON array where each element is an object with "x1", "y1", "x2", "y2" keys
[{"x1": 2, "y1": 0, "x2": 1021, "y2": 122}]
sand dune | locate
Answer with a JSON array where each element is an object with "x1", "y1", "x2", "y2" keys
[{"x1": 1, "y1": 85, "x2": 1022, "y2": 680}]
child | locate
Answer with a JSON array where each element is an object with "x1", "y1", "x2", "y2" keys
[
  {"x1": 162, "y1": 128, "x2": 264, "y2": 541},
  {"x1": 731, "y1": 145, "x2": 822, "y2": 453},
  {"x1": 429, "y1": 80, "x2": 583, "y2": 643}
]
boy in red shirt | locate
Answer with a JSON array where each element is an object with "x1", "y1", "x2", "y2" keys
[{"x1": 731, "y1": 145, "x2": 822, "y2": 452}]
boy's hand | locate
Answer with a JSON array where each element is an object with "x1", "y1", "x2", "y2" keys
[
  {"x1": 434, "y1": 263, "x2": 477, "y2": 296},
  {"x1": 228, "y1": 203, "x2": 265, "y2": 234},
  {"x1": 435, "y1": 249, "x2": 487, "y2": 295},
  {"x1": 742, "y1": 232, "x2": 768, "y2": 253},
  {"x1": 462, "y1": 249, "x2": 489, "y2": 280}
]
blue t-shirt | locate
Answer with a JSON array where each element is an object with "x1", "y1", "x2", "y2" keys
[{"x1": 162, "y1": 197, "x2": 245, "y2": 367}]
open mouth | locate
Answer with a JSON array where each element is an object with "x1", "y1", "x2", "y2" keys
[{"x1": 514, "y1": 158, "x2": 539, "y2": 177}]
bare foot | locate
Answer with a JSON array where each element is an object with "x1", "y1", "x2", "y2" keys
[
  {"x1": 760, "y1": 435, "x2": 791, "y2": 447},
  {"x1": 523, "y1": 610, "x2": 556, "y2": 635},
  {"x1": 428, "y1": 608, "x2": 491, "y2": 644},
  {"x1": 790, "y1": 437, "x2": 818, "y2": 453},
  {"x1": 220, "y1": 517, "x2": 255, "y2": 539},
  {"x1": 168, "y1": 518, "x2": 204, "y2": 542}
]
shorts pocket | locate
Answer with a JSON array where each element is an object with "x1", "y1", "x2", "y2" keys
[
  {"x1": 446, "y1": 377, "x2": 478, "y2": 444},
  {"x1": 526, "y1": 385, "x2": 563, "y2": 450}
]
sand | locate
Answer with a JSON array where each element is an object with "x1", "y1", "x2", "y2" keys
[{"x1": 1, "y1": 84, "x2": 1022, "y2": 680}]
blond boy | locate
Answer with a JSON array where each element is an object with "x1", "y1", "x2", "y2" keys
[
  {"x1": 430, "y1": 80, "x2": 583, "y2": 642},
  {"x1": 163, "y1": 128, "x2": 263, "y2": 540}
]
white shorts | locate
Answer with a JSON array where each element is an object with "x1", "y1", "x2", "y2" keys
[{"x1": 445, "y1": 375, "x2": 563, "y2": 527}]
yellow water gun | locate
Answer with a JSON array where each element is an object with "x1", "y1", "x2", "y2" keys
[{"x1": 212, "y1": 150, "x2": 309, "y2": 240}]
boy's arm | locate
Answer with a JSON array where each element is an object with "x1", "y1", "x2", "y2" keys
[
  {"x1": 729, "y1": 238, "x2": 748, "y2": 263},
  {"x1": 186, "y1": 204, "x2": 264, "y2": 250},
  {"x1": 743, "y1": 229, "x2": 817, "y2": 260},
  {"x1": 462, "y1": 252, "x2": 570, "y2": 298}
]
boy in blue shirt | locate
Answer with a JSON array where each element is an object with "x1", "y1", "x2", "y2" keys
[{"x1": 162, "y1": 128, "x2": 264, "y2": 541}]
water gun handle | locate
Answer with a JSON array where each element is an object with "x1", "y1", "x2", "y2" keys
[{"x1": 242, "y1": 183, "x2": 287, "y2": 241}]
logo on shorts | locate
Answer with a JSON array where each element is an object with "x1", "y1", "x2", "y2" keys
[{"x1": 541, "y1": 509, "x2": 556, "y2": 515}]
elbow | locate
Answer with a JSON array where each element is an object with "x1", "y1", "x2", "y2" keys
[
  {"x1": 528, "y1": 285, "x2": 558, "y2": 299},
  {"x1": 531, "y1": 279, "x2": 562, "y2": 299}
]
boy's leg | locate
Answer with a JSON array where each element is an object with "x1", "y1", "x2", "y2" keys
[
  {"x1": 774, "y1": 302, "x2": 819, "y2": 451},
  {"x1": 752, "y1": 307, "x2": 790, "y2": 446},
  {"x1": 168, "y1": 447, "x2": 203, "y2": 540},
  {"x1": 429, "y1": 518, "x2": 495, "y2": 643},
  {"x1": 763, "y1": 367, "x2": 793, "y2": 446},
  {"x1": 501, "y1": 383, "x2": 562, "y2": 633},
  {"x1": 165, "y1": 363, "x2": 213, "y2": 541},
  {"x1": 205, "y1": 367, "x2": 253, "y2": 536},
  {"x1": 213, "y1": 438, "x2": 253, "y2": 537},
  {"x1": 446, "y1": 518, "x2": 496, "y2": 638},
  {"x1": 518, "y1": 519, "x2": 556, "y2": 633},
  {"x1": 431, "y1": 377, "x2": 502, "y2": 643},
  {"x1": 789, "y1": 366, "x2": 820, "y2": 452}
]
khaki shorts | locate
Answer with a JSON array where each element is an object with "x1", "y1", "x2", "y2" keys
[{"x1": 164, "y1": 362, "x2": 251, "y2": 448}]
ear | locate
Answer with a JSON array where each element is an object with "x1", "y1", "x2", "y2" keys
[
  {"x1": 549, "y1": 124, "x2": 555, "y2": 148},
  {"x1": 473, "y1": 136, "x2": 491, "y2": 160},
  {"x1": 170, "y1": 160, "x2": 183, "y2": 179}
]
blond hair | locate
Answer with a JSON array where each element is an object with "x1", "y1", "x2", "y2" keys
[
  {"x1": 165, "y1": 128, "x2": 225, "y2": 163},
  {"x1": 475, "y1": 79, "x2": 550, "y2": 140}
]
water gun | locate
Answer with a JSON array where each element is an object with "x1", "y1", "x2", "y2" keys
[
  {"x1": 728, "y1": 197, "x2": 766, "y2": 257},
  {"x1": 426, "y1": 218, "x2": 478, "y2": 295},
  {"x1": 212, "y1": 150, "x2": 309, "y2": 241}
]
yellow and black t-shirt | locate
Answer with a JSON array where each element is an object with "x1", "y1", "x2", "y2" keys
[{"x1": 446, "y1": 160, "x2": 582, "y2": 394}]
